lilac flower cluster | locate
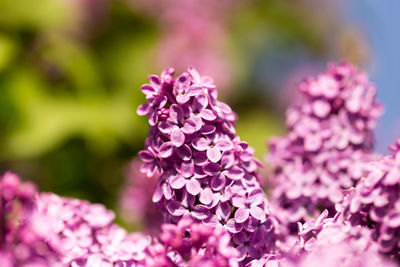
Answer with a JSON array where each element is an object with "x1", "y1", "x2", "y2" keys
[
  {"x1": 137, "y1": 67, "x2": 276, "y2": 262},
  {"x1": 292, "y1": 210, "x2": 395, "y2": 267},
  {"x1": 266, "y1": 62, "x2": 382, "y2": 233},
  {"x1": 36, "y1": 192, "x2": 156, "y2": 266},
  {"x1": 338, "y1": 139, "x2": 400, "y2": 261},
  {"x1": 249, "y1": 211, "x2": 394, "y2": 267},
  {"x1": 0, "y1": 172, "x2": 61, "y2": 267}
]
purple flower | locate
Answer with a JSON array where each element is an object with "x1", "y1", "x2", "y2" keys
[
  {"x1": 338, "y1": 139, "x2": 400, "y2": 262},
  {"x1": 138, "y1": 67, "x2": 277, "y2": 262},
  {"x1": 137, "y1": 68, "x2": 175, "y2": 126},
  {"x1": 266, "y1": 62, "x2": 382, "y2": 235},
  {"x1": 159, "y1": 104, "x2": 197, "y2": 147},
  {"x1": 192, "y1": 135, "x2": 233, "y2": 163},
  {"x1": 290, "y1": 211, "x2": 395, "y2": 267},
  {"x1": 0, "y1": 172, "x2": 61, "y2": 266},
  {"x1": 232, "y1": 189, "x2": 267, "y2": 223},
  {"x1": 247, "y1": 210, "x2": 395, "y2": 267},
  {"x1": 204, "y1": 202, "x2": 243, "y2": 233},
  {"x1": 166, "y1": 192, "x2": 210, "y2": 220}
]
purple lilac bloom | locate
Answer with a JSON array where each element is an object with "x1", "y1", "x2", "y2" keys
[
  {"x1": 293, "y1": 210, "x2": 395, "y2": 267},
  {"x1": 36, "y1": 192, "x2": 157, "y2": 266},
  {"x1": 338, "y1": 139, "x2": 400, "y2": 262},
  {"x1": 138, "y1": 67, "x2": 276, "y2": 262},
  {"x1": 266, "y1": 62, "x2": 382, "y2": 234},
  {"x1": 0, "y1": 172, "x2": 61, "y2": 266},
  {"x1": 246, "y1": 210, "x2": 395, "y2": 267},
  {"x1": 118, "y1": 159, "x2": 162, "y2": 234}
]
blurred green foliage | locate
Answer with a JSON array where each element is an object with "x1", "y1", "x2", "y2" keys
[{"x1": 0, "y1": 0, "x2": 159, "y2": 206}]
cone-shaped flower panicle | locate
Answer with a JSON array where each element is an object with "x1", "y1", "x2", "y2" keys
[
  {"x1": 338, "y1": 139, "x2": 400, "y2": 261},
  {"x1": 266, "y1": 62, "x2": 382, "y2": 234},
  {"x1": 138, "y1": 67, "x2": 276, "y2": 262}
]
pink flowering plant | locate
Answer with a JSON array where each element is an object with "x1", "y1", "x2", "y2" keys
[{"x1": 2, "y1": 62, "x2": 400, "y2": 267}]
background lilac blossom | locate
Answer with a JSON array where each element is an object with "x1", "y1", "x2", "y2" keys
[
  {"x1": 250, "y1": 210, "x2": 394, "y2": 267},
  {"x1": 338, "y1": 139, "x2": 400, "y2": 262},
  {"x1": 266, "y1": 62, "x2": 382, "y2": 234}
]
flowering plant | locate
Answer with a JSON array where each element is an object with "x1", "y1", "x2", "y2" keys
[{"x1": 1, "y1": 62, "x2": 400, "y2": 267}]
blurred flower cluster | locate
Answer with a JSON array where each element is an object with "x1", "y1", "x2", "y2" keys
[
  {"x1": 2, "y1": 63, "x2": 400, "y2": 267},
  {"x1": 267, "y1": 62, "x2": 382, "y2": 234}
]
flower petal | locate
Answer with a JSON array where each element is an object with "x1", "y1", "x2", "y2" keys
[
  {"x1": 224, "y1": 166, "x2": 244, "y2": 180},
  {"x1": 216, "y1": 202, "x2": 231, "y2": 221},
  {"x1": 200, "y1": 109, "x2": 217, "y2": 121},
  {"x1": 159, "y1": 142, "x2": 174, "y2": 158},
  {"x1": 169, "y1": 104, "x2": 184, "y2": 124},
  {"x1": 167, "y1": 201, "x2": 186, "y2": 217},
  {"x1": 148, "y1": 75, "x2": 160, "y2": 88},
  {"x1": 137, "y1": 104, "x2": 150, "y2": 116},
  {"x1": 158, "y1": 121, "x2": 177, "y2": 134},
  {"x1": 215, "y1": 139, "x2": 233, "y2": 151},
  {"x1": 140, "y1": 84, "x2": 156, "y2": 96},
  {"x1": 249, "y1": 206, "x2": 266, "y2": 221},
  {"x1": 181, "y1": 119, "x2": 197, "y2": 134},
  {"x1": 138, "y1": 150, "x2": 155, "y2": 162},
  {"x1": 170, "y1": 176, "x2": 187, "y2": 189},
  {"x1": 181, "y1": 160, "x2": 194, "y2": 178},
  {"x1": 235, "y1": 208, "x2": 250, "y2": 223},
  {"x1": 191, "y1": 205, "x2": 210, "y2": 220},
  {"x1": 194, "y1": 94, "x2": 209, "y2": 110},
  {"x1": 193, "y1": 151, "x2": 208, "y2": 166},
  {"x1": 192, "y1": 137, "x2": 210, "y2": 151},
  {"x1": 221, "y1": 151, "x2": 235, "y2": 169},
  {"x1": 176, "y1": 144, "x2": 192, "y2": 161},
  {"x1": 171, "y1": 128, "x2": 185, "y2": 147},
  {"x1": 232, "y1": 195, "x2": 246, "y2": 208},
  {"x1": 186, "y1": 179, "x2": 201, "y2": 196},
  {"x1": 199, "y1": 125, "x2": 216, "y2": 135},
  {"x1": 152, "y1": 183, "x2": 163, "y2": 203},
  {"x1": 247, "y1": 189, "x2": 265, "y2": 206},
  {"x1": 199, "y1": 188, "x2": 214, "y2": 205},
  {"x1": 176, "y1": 94, "x2": 190, "y2": 104},
  {"x1": 207, "y1": 147, "x2": 222, "y2": 163},
  {"x1": 203, "y1": 162, "x2": 221, "y2": 176},
  {"x1": 210, "y1": 174, "x2": 226, "y2": 191},
  {"x1": 187, "y1": 85, "x2": 203, "y2": 96},
  {"x1": 226, "y1": 219, "x2": 243, "y2": 234}
]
